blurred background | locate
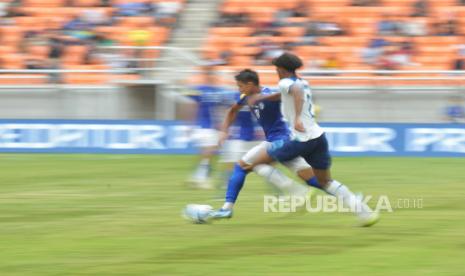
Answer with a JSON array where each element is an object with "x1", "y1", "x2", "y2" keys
[
  {"x1": 1, "y1": 1, "x2": 465, "y2": 274},
  {"x1": 0, "y1": 0, "x2": 464, "y2": 124}
]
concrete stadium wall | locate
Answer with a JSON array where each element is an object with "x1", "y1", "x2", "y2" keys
[
  {"x1": 0, "y1": 84, "x2": 168, "y2": 120},
  {"x1": 0, "y1": 86, "x2": 463, "y2": 123},
  {"x1": 312, "y1": 87, "x2": 464, "y2": 123}
]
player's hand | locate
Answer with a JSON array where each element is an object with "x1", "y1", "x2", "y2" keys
[
  {"x1": 294, "y1": 118, "x2": 305, "y2": 133},
  {"x1": 218, "y1": 131, "x2": 229, "y2": 147}
]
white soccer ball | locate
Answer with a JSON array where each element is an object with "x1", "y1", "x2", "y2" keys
[{"x1": 183, "y1": 204, "x2": 213, "y2": 224}]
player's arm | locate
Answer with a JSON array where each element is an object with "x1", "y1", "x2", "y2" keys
[
  {"x1": 247, "y1": 92, "x2": 281, "y2": 106},
  {"x1": 290, "y1": 84, "x2": 305, "y2": 132},
  {"x1": 218, "y1": 103, "x2": 241, "y2": 146}
]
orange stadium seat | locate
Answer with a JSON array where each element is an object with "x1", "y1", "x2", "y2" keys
[
  {"x1": 27, "y1": 45, "x2": 50, "y2": 60},
  {"x1": 201, "y1": 0, "x2": 465, "y2": 86},
  {"x1": 0, "y1": 26, "x2": 24, "y2": 47},
  {"x1": 119, "y1": 17, "x2": 156, "y2": 28},
  {"x1": 210, "y1": 27, "x2": 254, "y2": 37},
  {"x1": 1, "y1": 54, "x2": 25, "y2": 69},
  {"x1": 0, "y1": 46, "x2": 16, "y2": 56},
  {"x1": 22, "y1": 0, "x2": 65, "y2": 7},
  {"x1": 62, "y1": 46, "x2": 88, "y2": 65}
]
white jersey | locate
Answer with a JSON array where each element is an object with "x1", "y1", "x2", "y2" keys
[{"x1": 278, "y1": 77, "x2": 324, "y2": 141}]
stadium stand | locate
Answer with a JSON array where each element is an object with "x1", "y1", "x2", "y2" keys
[
  {"x1": 0, "y1": 0, "x2": 185, "y2": 84},
  {"x1": 203, "y1": 0, "x2": 465, "y2": 85}
]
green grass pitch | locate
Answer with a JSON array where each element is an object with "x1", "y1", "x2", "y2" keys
[{"x1": 0, "y1": 154, "x2": 464, "y2": 275}]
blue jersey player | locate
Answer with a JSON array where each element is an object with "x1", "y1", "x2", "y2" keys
[
  {"x1": 203, "y1": 69, "x2": 318, "y2": 218},
  {"x1": 188, "y1": 78, "x2": 228, "y2": 189},
  {"x1": 219, "y1": 90, "x2": 258, "y2": 166}
]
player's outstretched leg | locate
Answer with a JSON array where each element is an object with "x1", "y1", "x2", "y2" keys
[
  {"x1": 209, "y1": 162, "x2": 312, "y2": 220},
  {"x1": 209, "y1": 163, "x2": 249, "y2": 219},
  {"x1": 189, "y1": 144, "x2": 218, "y2": 190},
  {"x1": 253, "y1": 164, "x2": 309, "y2": 199},
  {"x1": 312, "y1": 169, "x2": 380, "y2": 227}
]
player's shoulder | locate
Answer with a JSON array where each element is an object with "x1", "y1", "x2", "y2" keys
[{"x1": 278, "y1": 78, "x2": 295, "y2": 90}]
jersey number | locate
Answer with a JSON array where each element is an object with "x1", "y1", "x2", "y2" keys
[{"x1": 306, "y1": 93, "x2": 315, "y2": 118}]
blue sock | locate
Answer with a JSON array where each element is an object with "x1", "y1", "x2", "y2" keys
[
  {"x1": 306, "y1": 176, "x2": 323, "y2": 190},
  {"x1": 225, "y1": 164, "x2": 249, "y2": 203}
]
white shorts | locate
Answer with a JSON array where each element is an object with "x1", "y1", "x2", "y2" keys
[
  {"x1": 220, "y1": 140, "x2": 260, "y2": 163},
  {"x1": 241, "y1": 141, "x2": 311, "y2": 173},
  {"x1": 191, "y1": 128, "x2": 219, "y2": 148}
]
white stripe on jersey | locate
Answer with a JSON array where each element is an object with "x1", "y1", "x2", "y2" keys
[{"x1": 278, "y1": 78, "x2": 324, "y2": 141}]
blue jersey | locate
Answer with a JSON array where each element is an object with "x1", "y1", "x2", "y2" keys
[
  {"x1": 190, "y1": 85, "x2": 227, "y2": 129},
  {"x1": 231, "y1": 92, "x2": 256, "y2": 141},
  {"x1": 189, "y1": 87, "x2": 257, "y2": 140},
  {"x1": 237, "y1": 88, "x2": 290, "y2": 142}
]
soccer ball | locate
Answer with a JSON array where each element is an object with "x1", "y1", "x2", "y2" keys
[{"x1": 183, "y1": 204, "x2": 213, "y2": 224}]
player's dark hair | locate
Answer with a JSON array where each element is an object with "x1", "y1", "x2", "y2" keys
[
  {"x1": 272, "y1": 52, "x2": 303, "y2": 73},
  {"x1": 235, "y1": 69, "x2": 260, "y2": 86}
]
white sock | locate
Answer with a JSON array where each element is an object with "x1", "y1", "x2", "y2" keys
[
  {"x1": 253, "y1": 164, "x2": 308, "y2": 196},
  {"x1": 325, "y1": 180, "x2": 373, "y2": 218},
  {"x1": 194, "y1": 158, "x2": 210, "y2": 180},
  {"x1": 222, "y1": 202, "x2": 234, "y2": 210}
]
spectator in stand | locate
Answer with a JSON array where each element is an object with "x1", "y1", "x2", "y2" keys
[
  {"x1": 0, "y1": 1, "x2": 8, "y2": 17},
  {"x1": 401, "y1": 17, "x2": 427, "y2": 36},
  {"x1": 63, "y1": 15, "x2": 98, "y2": 41},
  {"x1": 81, "y1": 8, "x2": 107, "y2": 26},
  {"x1": 117, "y1": 2, "x2": 148, "y2": 17},
  {"x1": 273, "y1": 9, "x2": 294, "y2": 27},
  {"x1": 411, "y1": 0, "x2": 429, "y2": 17},
  {"x1": 399, "y1": 40, "x2": 416, "y2": 65},
  {"x1": 48, "y1": 35, "x2": 65, "y2": 61},
  {"x1": 322, "y1": 55, "x2": 341, "y2": 75},
  {"x1": 376, "y1": 43, "x2": 416, "y2": 70},
  {"x1": 218, "y1": 50, "x2": 232, "y2": 65},
  {"x1": 273, "y1": 1, "x2": 308, "y2": 26},
  {"x1": 377, "y1": 47, "x2": 399, "y2": 70},
  {"x1": 459, "y1": 0, "x2": 465, "y2": 5},
  {"x1": 452, "y1": 49, "x2": 464, "y2": 71},
  {"x1": 253, "y1": 40, "x2": 283, "y2": 65},
  {"x1": 361, "y1": 38, "x2": 388, "y2": 66},
  {"x1": 100, "y1": 0, "x2": 110, "y2": 7},
  {"x1": 292, "y1": 1, "x2": 308, "y2": 17},
  {"x1": 155, "y1": 1, "x2": 181, "y2": 26},
  {"x1": 300, "y1": 21, "x2": 320, "y2": 45},
  {"x1": 389, "y1": 43, "x2": 413, "y2": 67},
  {"x1": 317, "y1": 19, "x2": 345, "y2": 36},
  {"x1": 25, "y1": 58, "x2": 46, "y2": 70},
  {"x1": 251, "y1": 22, "x2": 281, "y2": 36},
  {"x1": 435, "y1": 12, "x2": 458, "y2": 36},
  {"x1": 456, "y1": 43, "x2": 465, "y2": 58},
  {"x1": 63, "y1": 15, "x2": 87, "y2": 31},
  {"x1": 377, "y1": 14, "x2": 398, "y2": 36},
  {"x1": 128, "y1": 23, "x2": 153, "y2": 70},
  {"x1": 213, "y1": 12, "x2": 250, "y2": 27}
]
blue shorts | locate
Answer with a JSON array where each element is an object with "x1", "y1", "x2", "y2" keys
[{"x1": 267, "y1": 134, "x2": 332, "y2": 170}]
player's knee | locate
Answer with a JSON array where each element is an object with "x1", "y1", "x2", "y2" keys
[
  {"x1": 253, "y1": 164, "x2": 273, "y2": 178},
  {"x1": 238, "y1": 159, "x2": 253, "y2": 171}
]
